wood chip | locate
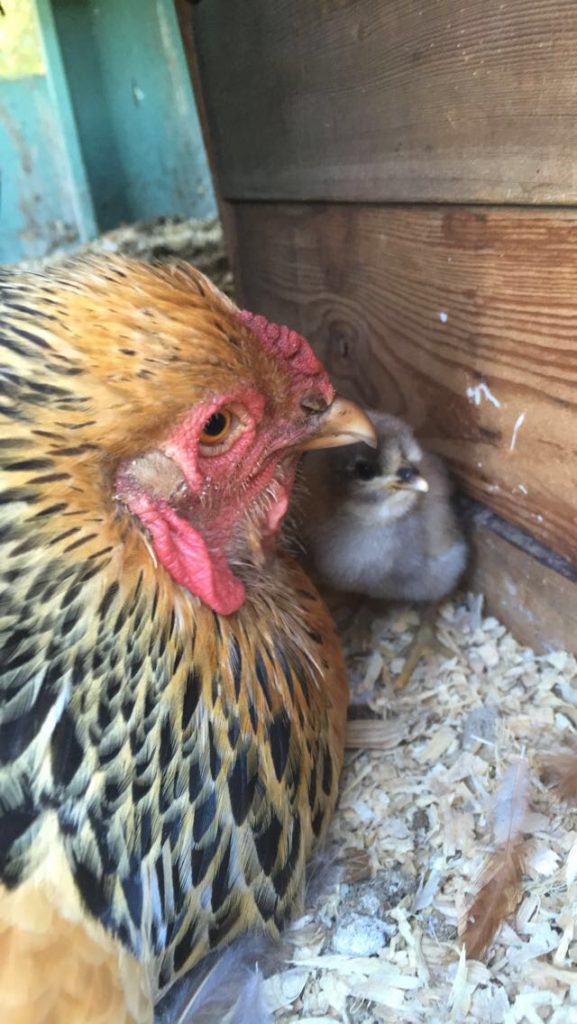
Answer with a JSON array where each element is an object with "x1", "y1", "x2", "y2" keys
[
  {"x1": 273, "y1": 594, "x2": 577, "y2": 1023},
  {"x1": 345, "y1": 719, "x2": 408, "y2": 750}
]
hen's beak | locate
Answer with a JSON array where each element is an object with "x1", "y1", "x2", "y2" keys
[{"x1": 300, "y1": 396, "x2": 377, "y2": 451}]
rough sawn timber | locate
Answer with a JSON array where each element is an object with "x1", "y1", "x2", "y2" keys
[
  {"x1": 228, "y1": 201, "x2": 577, "y2": 569},
  {"x1": 192, "y1": 0, "x2": 577, "y2": 205}
]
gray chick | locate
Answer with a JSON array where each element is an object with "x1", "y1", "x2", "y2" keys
[{"x1": 300, "y1": 410, "x2": 468, "y2": 686}]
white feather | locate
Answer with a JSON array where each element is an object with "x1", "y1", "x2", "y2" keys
[
  {"x1": 155, "y1": 940, "x2": 271, "y2": 1024},
  {"x1": 155, "y1": 845, "x2": 344, "y2": 1023},
  {"x1": 493, "y1": 757, "x2": 531, "y2": 848}
]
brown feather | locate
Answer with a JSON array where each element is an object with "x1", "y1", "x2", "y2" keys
[
  {"x1": 461, "y1": 843, "x2": 525, "y2": 961},
  {"x1": 541, "y1": 749, "x2": 577, "y2": 803},
  {"x1": 0, "y1": 841, "x2": 152, "y2": 1024},
  {"x1": 460, "y1": 757, "x2": 530, "y2": 960}
]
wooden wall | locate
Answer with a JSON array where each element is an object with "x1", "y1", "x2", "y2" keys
[
  {"x1": 192, "y1": 0, "x2": 577, "y2": 205},
  {"x1": 227, "y1": 202, "x2": 577, "y2": 567},
  {"x1": 185, "y1": 0, "x2": 577, "y2": 645}
]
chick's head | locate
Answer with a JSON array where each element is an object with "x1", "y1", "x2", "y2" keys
[{"x1": 322, "y1": 412, "x2": 429, "y2": 523}]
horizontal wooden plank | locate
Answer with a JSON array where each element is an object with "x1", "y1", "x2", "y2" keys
[
  {"x1": 192, "y1": 0, "x2": 577, "y2": 204},
  {"x1": 229, "y1": 201, "x2": 577, "y2": 566},
  {"x1": 470, "y1": 519, "x2": 577, "y2": 655}
]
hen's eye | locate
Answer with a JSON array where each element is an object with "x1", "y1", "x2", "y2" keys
[{"x1": 200, "y1": 410, "x2": 232, "y2": 445}]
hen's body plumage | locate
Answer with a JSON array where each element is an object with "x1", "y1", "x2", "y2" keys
[{"x1": 0, "y1": 259, "x2": 369, "y2": 1022}]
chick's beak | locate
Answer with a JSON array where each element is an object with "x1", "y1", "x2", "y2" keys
[
  {"x1": 387, "y1": 468, "x2": 429, "y2": 493},
  {"x1": 409, "y1": 475, "x2": 429, "y2": 493},
  {"x1": 299, "y1": 396, "x2": 377, "y2": 451}
]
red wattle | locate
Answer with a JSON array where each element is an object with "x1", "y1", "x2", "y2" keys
[{"x1": 128, "y1": 492, "x2": 245, "y2": 615}]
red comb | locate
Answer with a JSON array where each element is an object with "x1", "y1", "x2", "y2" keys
[{"x1": 239, "y1": 310, "x2": 327, "y2": 381}]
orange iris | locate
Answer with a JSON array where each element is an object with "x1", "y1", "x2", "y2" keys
[{"x1": 199, "y1": 409, "x2": 232, "y2": 445}]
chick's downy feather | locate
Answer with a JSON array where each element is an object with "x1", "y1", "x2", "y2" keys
[
  {"x1": 301, "y1": 411, "x2": 467, "y2": 602},
  {"x1": 0, "y1": 257, "x2": 374, "y2": 1023}
]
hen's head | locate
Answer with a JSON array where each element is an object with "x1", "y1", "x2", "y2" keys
[{"x1": 1, "y1": 257, "x2": 374, "y2": 614}]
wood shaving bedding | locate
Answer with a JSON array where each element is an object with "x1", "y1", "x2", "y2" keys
[{"x1": 270, "y1": 595, "x2": 577, "y2": 1023}]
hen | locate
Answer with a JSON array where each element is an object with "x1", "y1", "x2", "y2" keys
[
  {"x1": 0, "y1": 257, "x2": 375, "y2": 1024},
  {"x1": 300, "y1": 411, "x2": 467, "y2": 686}
]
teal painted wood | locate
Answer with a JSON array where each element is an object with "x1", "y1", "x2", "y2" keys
[
  {"x1": 0, "y1": 0, "x2": 214, "y2": 263},
  {"x1": 36, "y1": 0, "x2": 97, "y2": 244},
  {"x1": 0, "y1": 73, "x2": 90, "y2": 263},
  {"x1": 51, "y1": 0, "x2": 216, "y2": 230}
]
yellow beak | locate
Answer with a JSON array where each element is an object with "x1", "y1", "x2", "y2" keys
[
  {"x1": 407, "y1": 475, "x2": 429, "y2": 493},
  {"x1": 386, "y1": 474, "x2": 429, "y2": 493},
  {"x1": 300, "y1": 397, "x2": 377, "y2": 451}
]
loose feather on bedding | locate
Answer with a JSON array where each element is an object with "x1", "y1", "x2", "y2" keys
[
  {"x1": 541, "y1": 746, "x2": 577, "y2": 805},
  {"x1": 461, "y1": 756, "x2": 531, "y2": 960},
  {"x1": 155, "y1": 845, "x2": 345, "y2": 1024},
  {"x1": 155, "y1": 940, "x2": 271, "y2": 1024}
]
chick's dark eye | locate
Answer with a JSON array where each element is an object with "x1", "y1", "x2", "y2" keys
[
  {"x1": 354, "y1": 459, "x2": 376, "y2": 481},
  {"x1": 397, "y1": 465, "x2": 417, "y2": 483},
  {"x1": 200, "y1": 410, "x2": 232, "y2": 445}
]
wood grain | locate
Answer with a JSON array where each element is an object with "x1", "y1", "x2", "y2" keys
[
  {"x1": 192, "y1": 0, "x2": 577, "y2": 204},
  {"x1": 230, "y1": 201, "x2": 577, "y2": 566},
  {"x1": 173, "y1": 1, "x2": 245, "y2": 287},
  {"x1": 471, "y1": 522, "x2": 577, "y2": 655},
  {"x1": 345, "y1": 719, "x2": 409, "y2": 751}
]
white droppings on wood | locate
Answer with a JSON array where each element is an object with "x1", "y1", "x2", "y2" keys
[
  {"x1": 510, "y1": 412, "x2": 526, "y2": 451},
  {"x1": 332, "y1": 914, "x2": 389, "y2": 957},
  {"x1": 439, "y1": 311, "x2": 449, "y2": 323},
  {"x1": 466, "y1": 382, "x2": 501, "y2": 408}
]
